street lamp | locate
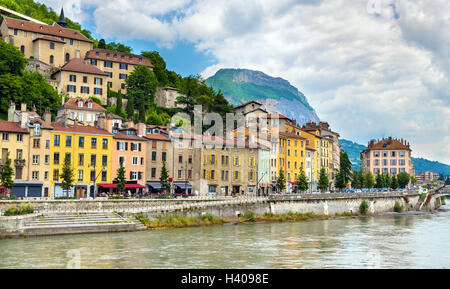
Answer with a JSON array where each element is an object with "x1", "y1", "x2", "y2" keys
[{"x1": 88, "y1": 163, "x2": 106, "y2": 199}]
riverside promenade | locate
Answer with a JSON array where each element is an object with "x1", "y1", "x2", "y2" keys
[{"x1": 1, "y1": 187, "x2": 448, "y2": 237}]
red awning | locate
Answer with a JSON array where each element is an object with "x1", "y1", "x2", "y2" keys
[
  {"x1": 125, "y1": 184, "x2": 145, "y2": 189},
  {"x1": 97, "y1": 184, "x2": 145, "y2": 189},
  {"x1": 98, "y1": 184, "x2": 117, "y2": 189},
  {"x1": 0, "y1": 186, "x2": 6, "y2": 189}
]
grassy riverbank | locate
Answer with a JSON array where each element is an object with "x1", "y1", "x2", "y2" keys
[{"x1": 135, "y1": 210, "x2": 363, "y2": 230}]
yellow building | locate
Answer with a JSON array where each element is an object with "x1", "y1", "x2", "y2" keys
[
  {"x1": 51, "y1": 58, "x2": 108, "y2": 104},
  {"x1": 85, "y1": 48, "x2": 154, "y2": 93},
  {"x1": 0, "y1": 12, "x2": 93, "y2": 68},
  {"x1": 50, "y1": 123, "x2": 113, "y2": 198}
]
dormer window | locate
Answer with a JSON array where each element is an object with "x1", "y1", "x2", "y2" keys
[
  {"x1": 40, "y1": 26, "x2": 43, "y2": 30},
  {"x1": 106, "y1": 53, "x2": 110, "y2": 58},
  {"x1": 59, "y1": 30, "x2": 62, "y2": 33},
  {"x1": 78, "y1": 101, "x2": 83, "y2": 108},
  {"x1": 114, "y1": 54, "x2": 117, "y2": 59},
  {"x1": 34, "y1": 124, "x2": 41, "y2": 136},
  {"x1": 88, "y1": 102, "x2": 93, "y2": 108},
  {"x1": 21, "y1": 23, "x2": 24, "y2": 26},
  {"x1": 139, "y1": 58, "x2": 142, "y2": 63},
  {"x1": 96, "y1": 52, "x2": 99, "y2": 56},
  {"x1": 129, "y1": 56, "x2": 133, "y2": 61}
]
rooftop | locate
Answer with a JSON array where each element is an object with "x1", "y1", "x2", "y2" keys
[
  {"x1": 58, "y1": 58, "x2": 108, "y2": 76},
  {"x1": 61, "y1": 98, "x2": 106, "y2": 111},
  {"x1": 51, "y1": 123, "x2": 112, "y2": 135},
  {"x1": 85, "y1": 48, "x2": 154, "y2": 68},
  {"x1": 2, "y1": 16, "x2": 92, "y2": 43},
  {"x1": 0, "y1": 120, "x2": 29, "y2": 133}
]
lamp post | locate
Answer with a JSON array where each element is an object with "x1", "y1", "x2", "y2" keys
[{"x1": 88, "y1": 163, "x2": 106, "y2": 199}]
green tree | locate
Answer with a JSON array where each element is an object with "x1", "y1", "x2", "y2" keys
[
  {"x1": 209, "y1": 89, "x2": 233, "y2": 118},
  {"x1": 126, "y1": 94, "x2": 134, "y2": 120},
  {"x1": 98, "y1": 39, "x2": 106, "y2": 49},
  {"x1": 60, "y1": 155, "x2": 75, "y2": 197},
  {"x1": 141, "y1": 51, "x2": 169, "y2": 86},
  {"x1": 115, "y1": 91, "x2": 123, "y2": 116},
  {"x1": 391, "y1": 174, "x2": 399, "y2": 189},
  {"x1": 0, "y1": 40, "x2": 26, "y2": 75},
  {"x1": 335, "y1": 169, "x2": 347, "y2": 191},
  {"x1": 318, "y1": 167, "x2": 330, "y2": 192},
  {"x1": 159, "y1": 161, "x2": 171, "y2": 194},
  {"x1": 115, "y1": 158, "x2": 126, "y2": 196},
  {"x1": 296, "y1": 167, "x2": 309, "y2": 193},
  {"x1": 363, "y1": 171, "x2": 375, "y2": 188},
  {"x1": 0, "y1": 152, "x2": 14, "y2": 190},
  {"x1": 276, "y1": 170, "x2": 286, "y2": 192},
  {"x1": 397, "y1": 172, "x2": 410, "y2": 188},
  {"x1": 375, "y1": 173, "x2": 384, "y2": 188},
  {"x1": 351, "y1": 170, "x2": 360, "y2": 189},
  {"x1": 339, "y1": 152, "x2": 352, "y2": 184},
  {"x1": 177, "y1": 76, "x2": 199, "y2": 119}
]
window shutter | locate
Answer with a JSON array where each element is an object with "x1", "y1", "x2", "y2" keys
[
  {"x1": 238, "y1": 157, "x2": 241, "y2": 166},
  {"x1": 125, "y1": 142, "x2": 128, "y2": 150},
  {"x1": 117, "y1": 142, "x2": 120, "y2": 150},
  {"x1": 138, "y1": 143, "x2": 141, "y2": 151},
  {"x1": 87, "y1": 87, "x2": 90, "y2": 94}
]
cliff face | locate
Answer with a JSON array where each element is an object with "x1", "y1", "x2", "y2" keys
[{"x1": 205, "y1": 68, "x2": 320, "y2": 125}]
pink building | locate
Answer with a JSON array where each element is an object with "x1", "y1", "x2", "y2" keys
[{"x1": 360, "y1": 137, "x2": 415, "y2": 176}]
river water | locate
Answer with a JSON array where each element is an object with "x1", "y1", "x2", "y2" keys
[{"x1": 1, "y1": 203, "x2": 449, "y2": 269}]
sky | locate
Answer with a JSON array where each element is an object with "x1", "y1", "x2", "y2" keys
[{"x1": 38, "y1": 0, "x2": 450, "y2": 164}]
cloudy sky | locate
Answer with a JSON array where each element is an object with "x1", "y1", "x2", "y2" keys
[{"x1": 39, "y1": 0, "x2": 449, "y2": 164}]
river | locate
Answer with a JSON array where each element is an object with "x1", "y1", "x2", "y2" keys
[{"x1": 1, "y1": 203, "x2": 449, "y2": 269}]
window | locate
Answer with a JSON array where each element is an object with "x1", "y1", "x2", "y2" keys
[
  {"x1": 32, "y1": 155, "x2": 39, "y2": 165},
  {"x1": 65, "y1": 53, "x2": 70, "y2": 62},
  {"x1": 2, "y1": 132, "x2": 8, "y2": 141},
  {"x1": 78, "y1": 154, "x2": 84, "y2": 166},
  {"x1": 53, "y1": 153, "x2": 60, "y2": 165},
  {"x1": 94, "y1": 88, "x2": 103, "y2": 95},
  {"x1": 399, "y1": 159, "x2": 405, "y2": 166},
  {"x1": 91, "y1": 137, "x2": 97, "y2": 149},
  {"x1": 391, "y1": 151, "x2": 396, "y2": 157},
  {"x1": 102, "y1": 139, "x2": 108, "y2": 150},
  {"x1": 53, "y1": 169, "x2": 59, "y2": 181},
  {"x1": 70, "y1": 39, "x2": 73, "y2": 45},
  {"x1": 90, "y1": 170, "x2": 96, "y2": 182},
  {"x1": 78, "y1": 170, "x2": 83, "y2": 182},
  {"x1": 102, "y1": 171, "x2": 107, "y2": 182},
  {"x1": 50, "y1": 55, "x2": 54, "y2": 64},
  {"x1": 67, "y1": 85, "x2": 76, "y2": 92},
  {"x1": 54, "y1": 135, "x2": 60, "y2": 146},
  {"x1": 44, "y1": 172, "x2": 48, "y2": 180},
  {"x1": 383, "y1": 152, "x2": 388, "y2": 157},
  {"x1": 118, "y1": 142, "x2": 126, "y2": 151},
  {"x1": 178, "y1": 155, "x2": 183, "y2": 163},
  {"x1": 151, "y1": 168, "x2": 156, "y2": 178},
  {"x1": 390, "y1": 168, "x2": 397, "y2": 174},
  {"x1": 50, "y1": 42, "x2": 55, "y2": 49},
  {"x1": 94, "y1": 78, "x2": 103, "y2": 85},
  {"x1": 120, "y1": 63, "x2": 128, "y2": 70},
  {"x1": 106, "y1": 71, "x2": 113, "y2": 78},
  {"x1": 132, "y1": 156, "x2": 139, "y2": 165},
  {"x1": 65, "y1": 136, "x2": 72, "y2": 147},
  {"x1": 130, "y1": 171, "x2": 138, "y2": 180},
  {"x1": 119, "y1": 156, "x2": 125, "y2": 166},
  {"x1": 81, "y1": 86, "x2": 89, "y2": 93},
  {"x1": 78, "y1": 136, "x2": 85, "y2": 148},
  {"x1": 104, "y1": 61, "x2": 112, "y2": 68},
  {"x1": 90, "y1": 154, "x2": 96, "y2": 166},
  {"x1": 90, "y1": 59, "x2": 97, "y2": 66},
  {"x1": 391, "y1": 159, "x2": 397, "y2": 166},
  {"x1": 152, "y1": 151, "x2": 156, "y2": 161},
  {"x1": 102, "y1": 155, "x2": 108, "y2": 167},
  {"x1": 20, "y1": 45, "x2": 25, "y2": 53},
  {"x1": 14, "y1": 29, "x2": 18, "y2": 35},
  {"x1": 45, "y1": 155, "x2": 50, "y2": 164},
  {"x1": 178, "y1": 170, "x2": 182, "y2": 179},
  {"x1": 162, "y1": 152, "x2": 166, "y2": 161},
  {"x1": 119, "y1": 73, "x2": 127, "y2": 79}
]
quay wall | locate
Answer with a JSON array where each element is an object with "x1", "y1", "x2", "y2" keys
[{"x1": 0, "y1": 191, "x2": 446, "y2": 219}]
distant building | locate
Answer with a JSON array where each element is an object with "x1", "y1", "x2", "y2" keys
[
  {"x1": 56, "y1": 98, "x2": 106, "y2": 126},
  {"x1": 416, "y1": 171, "x2": 439, "y2": 183},
  {"x1": 154, "y1": 87, "x2": 186, "y2": 109},
  {"x1": 360, "y1": 137, "x2": 415, "y2": 176}
]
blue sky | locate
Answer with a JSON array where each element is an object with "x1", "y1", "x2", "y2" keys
[{"x1": 38, "y1": 0, "x2": 450, "y2": 164}]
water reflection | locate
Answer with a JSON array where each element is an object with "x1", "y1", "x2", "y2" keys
[{"x1": 0, "y1": 205, "x2": 449, "y2": 269}]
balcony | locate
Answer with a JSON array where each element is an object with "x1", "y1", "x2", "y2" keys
[{"x1": 14, "y1": 159, "x2": 26, "y2": 167}]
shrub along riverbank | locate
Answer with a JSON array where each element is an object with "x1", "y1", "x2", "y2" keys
[{"x1": 134, "y1": 210, "x2": 365, "y2": 230}]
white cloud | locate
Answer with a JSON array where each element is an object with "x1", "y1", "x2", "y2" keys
[{"x1": 39, "y1": 0, "x2": 450, "y2": 164}]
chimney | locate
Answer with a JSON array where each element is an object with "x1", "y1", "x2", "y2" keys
[
  {"x1": 44, "y1": 109, "x2": 51, "y2": 124},
  {"x1": 8, "y1": 102, "x2": 15, "y2": 122},
  {"x1": 136, "y1": 122, "x2": 145, "y2": 137},
  {"x1": 125, "y1": 120, "x2": 134, "y2": 129},
  {"x1": 97, "y1": 113, "x2": 106, "y2": 130},
  {"x1": 20, "y1": 111, "x2": 28, "y2": 129},
  {"x1": 20, "y1": 102, "x2": 27, "y2": 112}
]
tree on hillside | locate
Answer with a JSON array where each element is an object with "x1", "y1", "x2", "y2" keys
[
  {"x1": 126, "y1": 65, "x2": 158, "y2": 115},
  {"x1": 98, "y1": 39, "x2": 106, "y2": 49},
  {"x1": 61, "y1": 155, "x2": 75, "y2": 197},
  {"x1": 296, "y1": 167, "x2": 309, "y2": 193},
  {"x1": 397, "y1": 172, "x2": 410, "y2": 188},
  {"x1": 0, "y1": 152, "x2": 14, "y2": 191},
  {"x1": 115, "y1": 91, "x2": 123, "y2": 116},
  {"x1": 177, "y1": 76, "x2": 198, "y2": 119},
  {"x1": 0, "y1": 40, "x2": 26, "y2": 75},
  {"x1": 126, "y1": 94, "x2": 134, "y2": 120},
  {"x1": 276, "y1": 170, "x2": 286, "y2": 193},
  {"x1": 115, "y1": 158, "x2": 127, "y2": 196},
  {"x1": 318, "y1": 167, "x2": 330, "y2": 192},
  {"x1": 209, "y1": 89, "x2": 233, "y2": 118},
  {"x1": 141, "y1": 51, "x2": 168, "y2": 86},
  {"x1": 351, "y1": 170, "x2": 360, "y2": 189},
  {"x1": 159, "y1": 161, "x2": 171, "y2": 195}
]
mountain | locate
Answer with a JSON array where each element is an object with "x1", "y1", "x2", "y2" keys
[
  {"x1": 340, "y1": 139, "x2": 450, "y2": 176},
  {"x1": 205, "y1": 68, "x2": 320, "y2": 125}
]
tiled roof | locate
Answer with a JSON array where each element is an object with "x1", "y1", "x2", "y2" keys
[
  {"x1": 85, "y1": 49, "x2": 154, "y2": 68},
  {"x1": 29, "y1": 117, "x2": 53, "y2": 129},
  {"x1": 368, "y1": 138, "x2": 411, "y2": 150},
  {"x1": 145, "y1": 134, "x2": 170, "y2": 141},
  {"x1": 113, "y1": 132, "x2": 146, "y2": 141},
  {"x1": 59, "y1": 58, "x2": 108, "y2": 76},
  {"x1": 2, "y1": 16, "x2": 92, "y2": 43},
  {"x1": 106, "y1": 113, "x2": 123, "y2": 120},
  {"x1": 33, "y1": 35, "x2": 66, "y2": 43},
  {"x1": 61, "y1": 98, "x2": 106, "y2": 111},
  {"x1": 279, "y1": 132, "x2": 306, "y2": 140},
  {"x1": 267, "y1": 113, "x2": 291, "y2": 120},
  {"x1": 51, "y1": 123, "x2": 112, "y2": 135},
  {"x1": 0, "y1": 120, "x2": 29, "y2": 133},
  {"x1": 234, "y1": 101, "x2": 262, "y2": 110}
]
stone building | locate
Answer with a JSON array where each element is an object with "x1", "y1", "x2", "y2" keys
[
  {"x1": 0, "y1": 9, "x2": 93, "y2": 68},
  {"x1": 51, "y1": 58, "x2": 108, "y2": 104},
  {"x1": 154, "y1": 87, "x2": 186, "y2": 109},
  {"x1": 56, "y1": 98, "x2": 106, "y2": 127},
  {"x1": 360, "y1": 137, "x2": 415, "y2": 176},
  {"x1": 85, "y1": 48, "x2": 154, "y2": 93}
]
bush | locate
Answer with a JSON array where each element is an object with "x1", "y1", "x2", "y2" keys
[
  {"x1": 201, "y1": 213, "x2": 214, "y2": 222},
  {"x1": 441, "y1": 196, "x2": 446, "y2": 205},
  {"x1": 394, "y1": 201, "x2": 404, "y2": 213},
  {"x1": 54, "y1": 196, "x2": 76, "y2": 200},
  {"x1": 244, "y1": 210, "x2": 256, "y2": 222},
  {"x1": 360, "y1": 200, "x2": 369, "y2": 215},
  {"x1": 4, "y1": 203, "x2": 34, "y2": 216},
  {"x1": 419, "y1": 193, "x2": 426, "y2": 202}
]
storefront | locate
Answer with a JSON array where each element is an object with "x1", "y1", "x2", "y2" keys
[
  {"x1": 11, "y1": 182, "x2": 43, "y2": 198},
  {"x1": 173, "y1": 182, "x2": 193, "y2": 195},
  {"x1": 146, "y1": 181, "x2": 163, "y2": 194},
  {"x1": 97, "y1": 183, "x2": 146, "y2": 197}
]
